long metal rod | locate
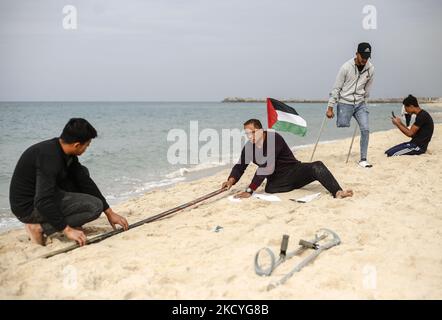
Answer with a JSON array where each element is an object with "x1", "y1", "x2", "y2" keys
[
  {"x1": 31, "y1": 187, "x2": 227, "y2": 261},
  {"x1": 309, "y1": 115, "x2": 327, "y2": 162},
  {"x1": 345, "y1": 123, "x2": 359, "y2": 164}
]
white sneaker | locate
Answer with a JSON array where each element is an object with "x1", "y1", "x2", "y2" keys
[{"x1": 358, "y1": 160, "x2": 373, "y2": 168}]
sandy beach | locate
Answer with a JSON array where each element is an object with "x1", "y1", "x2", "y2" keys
[{"x1": 0, "y1": 124, "x2": 441, "y2": 300}]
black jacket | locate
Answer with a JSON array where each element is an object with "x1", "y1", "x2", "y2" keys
[
  {"x1": 9, "y1": 138, "x2": 109, "y2": 231},
  {"x1": 229, "y1": 131, "x2": 300, "y2": 190}
]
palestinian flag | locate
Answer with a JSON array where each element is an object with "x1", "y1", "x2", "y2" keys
[{"x1": 267, "y1": 98, "x2": 307, "y2": 136}]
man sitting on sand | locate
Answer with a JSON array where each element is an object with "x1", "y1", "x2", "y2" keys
[
  {"x1": 221, "y1": 119, "x2": 353, "y2": 199},
  {"x1": 386, "y1": 95, "x2": 434, "y2": 157},
  {"x1": 9, "y1": 118, "x2": 129, "y2": 246}
]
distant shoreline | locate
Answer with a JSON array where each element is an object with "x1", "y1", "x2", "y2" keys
[{"x1": 221, "y1": 97, "x2": 442, "y2": 103}]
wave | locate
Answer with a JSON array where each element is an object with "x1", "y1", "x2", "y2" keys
[
  {"x1": 0, "y1": 216, "x2": 21, "y2": 232},
  {"x1": 290, "y1": 138, "x2": 345, "y2": 152},
  {"x1": 165, "y1": 161, "x2": 229, "y2": 179},
  {"x1": 104, "y1": 159, "x2": 236, "y2": 205},
  {"x1": 104, "y1": 176, "x2": 187, "y2": 203},
  {"x1": 122, "y1": 177, "x2": 186, "y2": 195}
]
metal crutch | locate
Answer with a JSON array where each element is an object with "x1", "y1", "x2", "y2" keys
[
  {"x1": 310, "y1": 114, "x2": 327, "y2": 162},
  {"x1": 345, "y1": 122, "x2": 359, "y2": 164}
]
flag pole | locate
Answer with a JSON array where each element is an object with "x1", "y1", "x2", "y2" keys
[{"x1": 309, "y1": 114, "x2": 327, "y2": 162}]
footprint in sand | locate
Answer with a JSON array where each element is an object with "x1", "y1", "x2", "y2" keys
[
  {"x1": 122, "y1": 264, "x2": 140, "y2": 272},
  {"x1": 247, "y1": 221, "x2": 265, "y2": 231},
  {"x1": 377, "y1": 174, "x2": 394, "y2": 180},
  {"x1": 285, "y1": 217, "x2": 295, "y2": 224},
  {"x1": 326, "y1": 201, "x2": 346, "y2": 209},
  {"x1": 268, "y1": 238, "x2": 282, "y2": 246},
  {"x1": 15, "y1": 281, "x2": 27, "y2": 296},
  {"x1": 123, "y1": 291, "x2": 138, "y2": 299},
  {"x1": 83, "y1": 226, "x2": 109, "y2": 235},
  {"x1": 17, "y1": 235, "x2": 29, "y2": 243},
  {"x1": 356, "y1": 233, "x2": 371, "y2": 246}
]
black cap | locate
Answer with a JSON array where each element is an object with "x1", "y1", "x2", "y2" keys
[{"x1": 357, "y1": 42, "x2": 372, "y2": 59}]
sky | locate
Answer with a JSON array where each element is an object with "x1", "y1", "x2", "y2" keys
[{"x1": 0, "y1": 0, "x2": 441, "y2": 101}]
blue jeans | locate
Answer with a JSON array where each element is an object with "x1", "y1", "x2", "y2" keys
[{"x1": 337, "y1": 102, "x2": 370, "y2": 160}]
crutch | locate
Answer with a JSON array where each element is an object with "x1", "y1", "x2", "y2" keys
[
  {"x1": 309, "y1": 114, "x2": 327, "y2": 162},
  {"x1": 345, "y1": 122, "x2": 359, "y2": 164}
]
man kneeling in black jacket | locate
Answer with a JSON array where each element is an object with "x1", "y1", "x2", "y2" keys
[{"x1": 9, "y1": 118, "x2": 128, "y2": 246}]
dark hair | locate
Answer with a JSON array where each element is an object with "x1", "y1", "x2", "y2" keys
[
  {"x1": 60, "y1": 118, "x2": 97, "y2": 144},
  {"x1": 243, "y1": 119, "x2": 263, "y2": 129},
  {"x1": 403, "y1": 95, "x2": 419, "y2": 108}
]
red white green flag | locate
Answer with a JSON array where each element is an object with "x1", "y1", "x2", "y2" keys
[{"x1": 267, "y1": 98, "x2": 307, "y2": 136}]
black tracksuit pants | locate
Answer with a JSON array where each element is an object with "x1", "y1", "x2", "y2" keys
[{"x1": 265, "y1": 161, "x2": 343, "y2": 197}]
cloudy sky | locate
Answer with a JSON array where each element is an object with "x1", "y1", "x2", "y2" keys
[{"x1": 0, "y1": 0, "x2": 441, "y2": 101}]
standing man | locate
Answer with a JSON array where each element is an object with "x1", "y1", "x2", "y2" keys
[
  {"x1": 326, "y1": 42, "x2": 375, "y2": 168},
  {"x1": 9, "y1": 118, "x2": 129, "y2": 246}
]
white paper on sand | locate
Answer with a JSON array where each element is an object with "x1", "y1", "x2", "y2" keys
[
  {"x1": 253, "y1": 193, "x2": 281, "y2": 202},
  {"x1": 228, "y1": 193, "x2": 281, "y2": 202},
  {"x1": 293, "y1": 192, "x2": 321, "y2": 203}
]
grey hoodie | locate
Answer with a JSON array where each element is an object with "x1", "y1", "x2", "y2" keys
[{"x1": 328, "y1": 58, "x2": 375, "y2": 107}]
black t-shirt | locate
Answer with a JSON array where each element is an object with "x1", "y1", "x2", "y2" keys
[{"x1": 410, "y1": 109, "x2": 434, "y2": 151}]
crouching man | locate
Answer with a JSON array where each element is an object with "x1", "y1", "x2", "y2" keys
[{"x1": 9, "y1": 118, "x2": 129, "y2": 246}]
